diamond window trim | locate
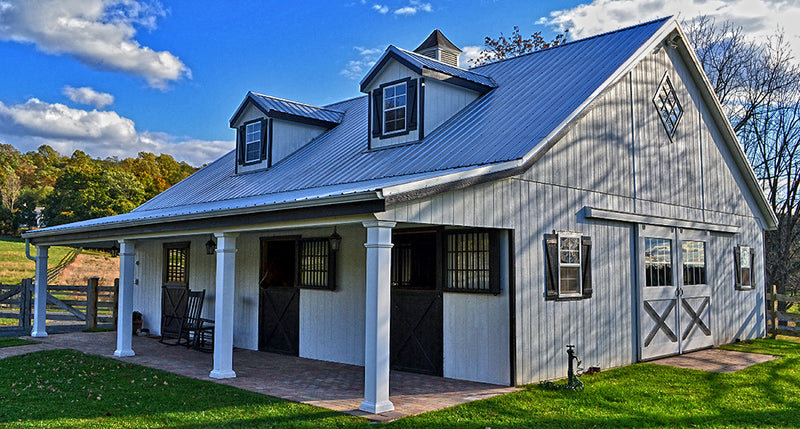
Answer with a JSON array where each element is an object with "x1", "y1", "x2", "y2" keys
[{"x1": 653, "y1": 73, "x2": 683, "y2": 139}]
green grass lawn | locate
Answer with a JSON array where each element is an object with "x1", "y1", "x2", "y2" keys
[
  {"x1": 0, "y1": 338, "x2": 798, "y2": 428},
  {"x1": 0, "y1": 317, "x2": 19, "y2": 326},
  {"x1": 0, "y1": 338, "x2": 36, "y2": 348},
  {"x1": 0, "y1": 237, "x2": 76, "y2": 284}
]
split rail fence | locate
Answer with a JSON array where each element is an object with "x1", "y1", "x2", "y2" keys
[
  {"x1": 767, "y1": 284, "x2": 800, "y2": 338},
  {"x1": 0, "y1": 277, "x2": 118, "y2": 330}
]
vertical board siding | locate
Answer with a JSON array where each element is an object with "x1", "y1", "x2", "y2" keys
[
  {"x1": 271, "y1": 119, "x2": 327, "y2": 166},
  {"x1": 423, "y1": 79, "x2": 480, "y2": 137},
  {"x1": 380, "y1": 47, "x2": 766, "y2": 385},
  {"x1": 299, "y1": 224, "x2": 366, "y2": 366}
]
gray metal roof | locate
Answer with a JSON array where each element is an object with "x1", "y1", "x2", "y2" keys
[
  {"x1": 27, "y1": 17, "x2": 678, "y2": 238},
  {"x1": 229, "y1": 92, "x2": 344, "y2": 127}
]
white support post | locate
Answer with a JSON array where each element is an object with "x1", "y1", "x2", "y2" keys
[
  {"x1": 114, "y1": 240, "x2": 136, "y2": 357},
  {"x1": 360, "y1": 220, "x2": 395, "y2": 414},
  {"x1": 31, "y1": 245, "x2": 49, "y2": 338},
  {"x1": 210, "y1": 232, "x2": 238, "y2": 379}
]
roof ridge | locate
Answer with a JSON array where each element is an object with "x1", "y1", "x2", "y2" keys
[
  {"x1": 470, "y1": 16, "x2": 673, "y2": 70},
  {"x1": 249, "y1": 91, "x2": 344, "y2": 113}
]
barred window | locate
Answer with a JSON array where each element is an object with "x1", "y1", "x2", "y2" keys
[
  {"x1": 444, "y1": 231, "x2": 499, "y2": 293},
  {"x1": 299, "y1": 238, "x2": 334, "y2": 290},
  {"x1": 682, "y1": 241, "x2": 706, "y2": 285},
  {"x1": 163, "y1": 243, "x2": 189, "y2": 285},
  {"x1": 645, "y1": 237, "x2": 673, "y2": 287}
]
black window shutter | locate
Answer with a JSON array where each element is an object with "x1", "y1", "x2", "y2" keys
[
  {"x1": 407, "y1": 79, "x2": 418, "y2": 131},
  {"x1": 372, "y1": 89, "x2": 382, "y2": 137},
  {"x1": 749, "y1": 247, "x2": 755, "y2": 287},
  {"x1": 237, "y1": 125, "x2": 245, "y2": 164},
  {"x1": 544, "y1": 234, "x2": 558, "y2": 300},
  {"x1": 734, "y1": 246, "x2": 742, "y2": 289},
  {"x1": 581, "y1": 235, "x2": 593, "y2": 299},
  {"x1": 260, "y1": 119, "x2": 268, "y2": 162}
]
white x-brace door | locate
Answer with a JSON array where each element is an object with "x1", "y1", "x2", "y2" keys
[{"x1": 638, "y1": 225, "x2": 713, "y2": 360}]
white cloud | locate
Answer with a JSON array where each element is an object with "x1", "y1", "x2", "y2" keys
[
  {"x1": 340, "y1": 46, "x2": 383, "y2": 80},
  {"x1": 460, "y1": 45, "x2": 484, "y2": 67},
  {"x1": 62, "y1": 86, "x2": 114, "y2": 108},
  {"x1": 540, "y1": 0, "x2": 800, "y2": 57},
  {"x1": 0, "y1": 0, "x2": 190, "y2": 88},
  {"x1": 0, "y1": 98, "x2": 230, "y2": 166},
  {"x1": 392, "y1": 0, "x2": 432, "y2": 16},
  {"x1": 372, "y1": 4, "x2": 389, "y2": 14}
]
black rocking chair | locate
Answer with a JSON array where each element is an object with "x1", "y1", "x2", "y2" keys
[{"x1": 163, "y1": 289, "x2": 215, "y2": 352}]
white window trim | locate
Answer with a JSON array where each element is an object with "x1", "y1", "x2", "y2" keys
[
  {"x1": 383, "y1": 82, "x2": 407, "y2": 135},
  {"x1": 740, "y1": 245, "x2": 753, "y2": 288},
  {"x1": 244, "y1": 122, "x2": 261, "y2": 163},
  {"x1": 557, "y1": 232, "x2": 582, "y2": 298}
]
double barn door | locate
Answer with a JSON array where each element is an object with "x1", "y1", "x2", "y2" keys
[{"x1": 638, "y1": 225, "x2": 713, "y2": 360}]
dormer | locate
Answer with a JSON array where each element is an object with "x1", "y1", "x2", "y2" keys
[
  {"x1": 360, "y1": 31, "x2": 496, "y2": 150},
  {"x1": 414, "y1": 29, "x2": 462, "y2": 67},
  {"x1": 229, "y1": 92, "x2": 343, "y2": 173}
]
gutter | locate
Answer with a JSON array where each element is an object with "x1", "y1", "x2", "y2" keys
[{"x1": 22, "y1": 191, "x2": 382, "y2": 240}]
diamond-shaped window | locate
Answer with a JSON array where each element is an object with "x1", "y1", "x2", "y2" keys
[{"x1": 653, "y1": 74, "x2": 683, "y2": 138}]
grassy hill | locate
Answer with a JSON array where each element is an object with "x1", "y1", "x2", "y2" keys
[{"x1": 0, "y1": 237, "x2": 75, "y2": 284}]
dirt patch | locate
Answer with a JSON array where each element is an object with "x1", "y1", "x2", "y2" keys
[{"x1": 52, "y1": 253, "x2": 120, "y2": 286}]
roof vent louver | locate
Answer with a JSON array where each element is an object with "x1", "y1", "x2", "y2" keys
[{"x1": 414, "y1": 29, "x2": 462, "y2": 68}]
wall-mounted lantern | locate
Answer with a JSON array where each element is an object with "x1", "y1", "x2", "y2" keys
[
  {"x1": 329, "y1": 227, "x2": 342, "y2": 252},
  {"x1": 110, "y1": 242, "x2": 120, "y2": 257},
  {"x1": 205, "y1": 235, "x2": 217, "y2": 255}
]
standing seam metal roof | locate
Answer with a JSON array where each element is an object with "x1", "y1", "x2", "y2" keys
[{"x1": 30, "y1": 17, "x2": 673, "y2": 233}]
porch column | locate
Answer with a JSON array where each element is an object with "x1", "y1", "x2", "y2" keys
[
  {"x1": 210, "y1": 232, "x2": 238, "y2": 379},
  {"x1": 30, "y1": 245, "x2": 49, "y2": 337},
  {"x1": 360, "y1": 220, "x2": 395, "y2": 414},
  {"x1": 114, "y1": 240, "x2": 136, "y2": 357}
]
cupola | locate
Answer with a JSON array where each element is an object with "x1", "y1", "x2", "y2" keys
[{"x1": 414, "y1": 30, "x2": 462, "y2": 67}]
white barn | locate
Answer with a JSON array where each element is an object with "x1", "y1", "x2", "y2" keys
[{"x1": 22, "y1": 17, "x2": 776, "y2": 414}]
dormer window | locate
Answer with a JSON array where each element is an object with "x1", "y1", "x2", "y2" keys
[
  {"x1": 245, "y1": 122, "x2": 262, "y2": 163},
  {"x1": 383, "y1": 83, "x2": 407, "y2": 133}
]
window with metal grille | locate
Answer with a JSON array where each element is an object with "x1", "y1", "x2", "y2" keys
[
  {"x1": 444, "y1": 231, "x2": 499, "y2": 293},
  {"x1": 391, "y1": 231, "x2": 437, "y2": 289},
  {"x1": 644, "y1": 237, "x2": 673, "y2": 287},
  {"x1": 163, "y1": 243, "x2": 189, "y2": 285},
  {"x1": 298, "y1": 238, "x2": 333, "y2": 290},
  {"x1": 653, "y1": 74, "x2": 683, "y2": 138},
  {"x1": 383, "y1": 82, "x2": 406, "y2": 133},
  {"x1": 245, "y1": 121, "x2": 261, "y2": 163},
  {"x1": 682, "y1": 240, "x2": 706, "y2": 285}
]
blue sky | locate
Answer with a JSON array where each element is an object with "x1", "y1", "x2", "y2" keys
[{"x1": 0, "y1": 0, "x2": 794, "y2": 166}]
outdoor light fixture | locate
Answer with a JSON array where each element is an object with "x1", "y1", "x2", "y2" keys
[
  {"x1": 329, "y1": 227, "x2": 342, "y2": 252},
  {"x1": 205, "y1": 235, "x2": 217, "y2": 255},
  {"x1": 110, "y1": 242, "x2": 120, "y2": 257}
]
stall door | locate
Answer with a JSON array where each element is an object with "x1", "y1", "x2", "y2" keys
[
  {"x1": 638, "y1": 226, "x2": 713, "y2": 360},
  {"x1": 259, "y1": 238, "x2": 300, "y2": 355},
  {"x1": 161, "y1": 242, "x2": 190, "y2": 341},
  {"x1": 390, "y1": 230, "x2": 443, "y2": 376}
]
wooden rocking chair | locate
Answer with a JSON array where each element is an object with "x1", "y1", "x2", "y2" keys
[{"x1": 161, "y1": 289, "x2": 214, "y2": 352}]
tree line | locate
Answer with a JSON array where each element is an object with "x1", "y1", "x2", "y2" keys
[{"x1": 0, "y1": 144, "x2": 197, "y2": 234}]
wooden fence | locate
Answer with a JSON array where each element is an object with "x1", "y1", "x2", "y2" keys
[
  {"x1": 0, "y1": 277, "x2": 118, "y2": 329},
  {"x1": 767, "y1": 284, "x2": 800, "y2": 338}
]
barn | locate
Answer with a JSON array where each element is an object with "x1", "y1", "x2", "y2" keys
[{"x1": 22, "y1": 17, "x2": 776, "y2": 414}]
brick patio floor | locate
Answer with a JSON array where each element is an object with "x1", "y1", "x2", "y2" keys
[
  {"x1": 17, "y1": 331, "x2": 519, "y2": 422},
  {"x1": 650, "y1": 348, "x2": 779, "y2": 372}
]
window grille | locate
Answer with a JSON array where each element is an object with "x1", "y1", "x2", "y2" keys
[
  {"x1": 298, "y1": 239, "x2": 332, "y2": 289},
  {"x1": 644, "y1": 237, "x2": 673, "y2": 287},
  {"x1": 445, "y1": 231, "x2": 497, "y2": 293},
  {"x1": 653, "y1": 74, "x2": 683, "y2": 138},
  {"x1": 682, "y1": 241, "x2": 706, "y2": 285}
]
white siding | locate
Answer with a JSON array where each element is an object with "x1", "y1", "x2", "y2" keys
[
  {"x1": 423, "y1": 79, "x2": 479, "y2": 137},
  {"x1": 299, "y1": 224, "x2": 366, "y2": 365},
  {"x1": 271, "y1": 119, "x2": 327, "y2": 165}
]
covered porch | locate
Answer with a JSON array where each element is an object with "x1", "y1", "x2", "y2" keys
[{"x1": 23, "y1": 330, "x2": 519, "y2": 421}]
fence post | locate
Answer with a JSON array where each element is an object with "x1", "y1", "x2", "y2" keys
[
  {"x1": 20, "y1": 278, "x2": 32, "y2": 330},
  {"x1": 86, "y1": 277, "x2": 99, "y2": 330},
  {"x1": 112, "y1": 278, "x2": 119, "y2": 330},
  {"x1": 771, "y1": 284, "x2": 778, "y2": 339}
]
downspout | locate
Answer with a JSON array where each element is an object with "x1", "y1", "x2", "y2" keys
[{"x1": 25, "y1": 239, "x2": 36, "y2": 261}]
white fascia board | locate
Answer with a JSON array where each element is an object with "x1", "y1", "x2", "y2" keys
[
  {"x1": 380, "y1": 160, "x2": 522, "y2": 198},
  {"x1": 671, "y1": 23, "x2": 778, "y2": 230}
]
